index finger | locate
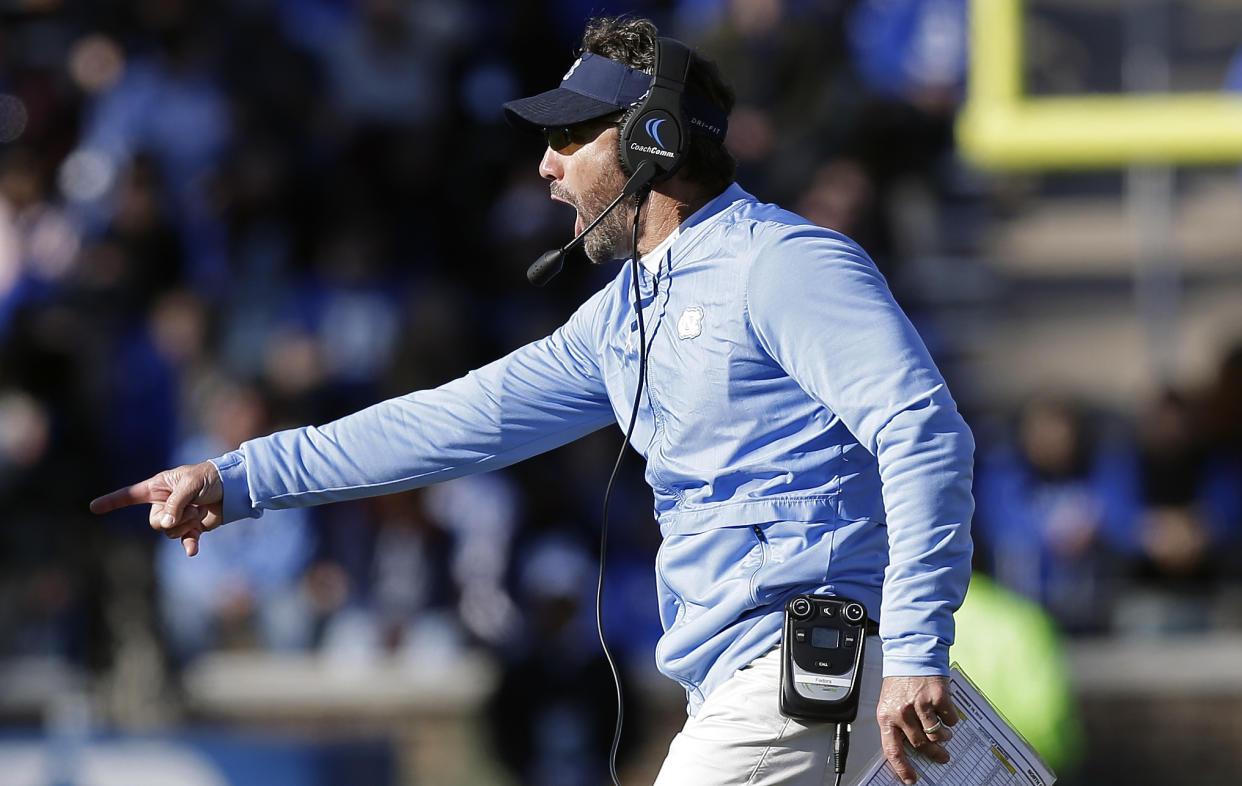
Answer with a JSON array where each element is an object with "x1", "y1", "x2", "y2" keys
[{"x1": 89, "y1": 480, "x2": 156, "y2": 514}]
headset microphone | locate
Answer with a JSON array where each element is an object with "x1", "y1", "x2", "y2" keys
[{"x1": 527, "y1": 161, "x2": 657, "y2": 286}]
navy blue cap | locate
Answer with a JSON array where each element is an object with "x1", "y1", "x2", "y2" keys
[
  {"x1": 503, "y1": 53, "x2": 650, "y2": 129},
  {"x1": 504, "y1": 52, "x2": 727, "y2": 142}
]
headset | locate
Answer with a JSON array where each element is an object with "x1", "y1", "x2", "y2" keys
[{"x1": 617, "y1": 37, "x2": 694, "y2": 185}]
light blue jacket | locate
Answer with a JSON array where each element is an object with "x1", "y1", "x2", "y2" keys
[{"x1": 212, "y1": 183, "x2": 974, "y2": 714}]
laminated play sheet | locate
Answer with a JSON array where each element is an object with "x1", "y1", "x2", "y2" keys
[{"x1": 856, "y1": 665, "x2": 1056, "y2": 786}]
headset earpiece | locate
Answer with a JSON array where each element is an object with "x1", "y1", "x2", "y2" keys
[{"x1": 618, "y1": 38, "x2": 693, "y2": 183}]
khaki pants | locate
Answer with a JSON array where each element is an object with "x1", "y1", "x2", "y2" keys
[{"x1": 654, "y1": 636, "x2": 883, "y2": 786}]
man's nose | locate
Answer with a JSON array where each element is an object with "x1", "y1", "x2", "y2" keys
[{"x1": 538, "y1": 147, "x2": 561, "y2": 181}]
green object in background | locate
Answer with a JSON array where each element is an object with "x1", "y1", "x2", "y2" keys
[{"x1": 950, "y1": 572, "x2": 1085, "y2": 776}]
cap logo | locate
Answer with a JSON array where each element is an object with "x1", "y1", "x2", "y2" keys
[{"x1": 562, "y1": 57, "x2": 583, "y2": 82}]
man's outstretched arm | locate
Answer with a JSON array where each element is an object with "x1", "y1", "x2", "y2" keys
[{"x1": 91, "y1": 283, "x2": 619, "y2": 556}]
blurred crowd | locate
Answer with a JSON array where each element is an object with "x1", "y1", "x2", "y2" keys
[{"x1": 1, "y1": 0, "x2": 1240, "y2": 783}]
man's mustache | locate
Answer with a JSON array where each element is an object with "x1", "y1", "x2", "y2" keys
[{"x1": 550, "y1": 183, "x2": 578, "y2": 210}]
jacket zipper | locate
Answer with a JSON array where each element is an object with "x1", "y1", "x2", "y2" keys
[{"x1": 748, "y1": 524, "x2": 769, "y2": 605}]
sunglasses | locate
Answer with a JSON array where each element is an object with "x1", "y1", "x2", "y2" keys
[{"x1": 543, "y1": 119, "x2": 619, "y2": 152}]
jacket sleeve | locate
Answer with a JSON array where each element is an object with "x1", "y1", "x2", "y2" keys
[
  {"x1": 745, "y1": 223, "x2": 975, "y2": 677},
  {"x1": 212, "y1": 290, "x2": 616, "y2": 523}
]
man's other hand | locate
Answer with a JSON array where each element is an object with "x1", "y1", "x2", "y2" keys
[{"x1": 876, "y1": 674, "x2": 958, "y2": 785}]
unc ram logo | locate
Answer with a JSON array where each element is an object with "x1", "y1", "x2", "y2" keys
[{"x1": 677, "y1": 306, "x2": 703, "y2": 339}]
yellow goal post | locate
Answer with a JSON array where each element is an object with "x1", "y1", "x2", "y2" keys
[{"x1": 956, "y1": 0, "x2": 1242, "y2": 170}]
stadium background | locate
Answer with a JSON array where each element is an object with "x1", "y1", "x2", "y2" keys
[{"x1": 1, "y1": 0, "x2": 1240, "y2": 783}]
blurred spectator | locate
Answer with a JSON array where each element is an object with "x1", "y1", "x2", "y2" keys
[
  {"x1": 316, "y1": 0, "x2": 470, "y2": 132},
  {"x1": 314, "y1": 489, "x2": 465, "y2": 665},
  {"x1": 847, "y1": 0, "x2": 967, "y2": 112},
  {"x1": 303, "y1": 0, "x2": 475, "y2": 244},
  {"x1": 1202, "y1": 342, "x2": 1242, "y2": 457},
  {"x1": 309, "y1": 474, "x2": 523, "y2": 665},
  {"x1": 973, "y1": 396, "x2": 1136, "y2": 633},
  {"x1": 381, "y1": 277, "x2": 478, "y2": 397},
  {"x1": 1112, "y1": 389, "x2": 1242, "y2": 635},
  {"x1": 486, "y1": 533, "x2": 641, "y2": 786},
  {"x1": 70, "y1": 0, "x2": 230, "y2": 290},
  {"x1": 425, "y1": 472, "x2": 523, "y2": 646},
  {"x1": 155, "y1": 380, "x2": 316, "y2": 663},
  {"x1": 73, "y1": 152, "x2": 183, "y2": 320},
  {"x1": 688, "y1": 0, "x2": 857, "y2": 201},
  {"x1": 268, "y1": 212, "x2": 404, "y2": 418},
  {"x1": 368, "y1": 491, "x2": 460, "y2": 654},
  {"x1": 0, "y1": 145, "x2": 81, "y2": 335},
  {"x1": 213, "y1": 132, "x2": 303, "y2": 380},
  {"x1": 97, "y1": 288, "x2": 209, "y2": 493},
  {"x1": 1202, "y1": 343, "x2": 1242, "y2": 623},
  {"x1": 794, "y1": 156, "x2": 884, "y2": 254},
  {"x1": 842, "y1": 0, "x2": 982, "y2": 283},
  {"x1": 0, "y1": 388, "x2": 85, "y2": 660}
]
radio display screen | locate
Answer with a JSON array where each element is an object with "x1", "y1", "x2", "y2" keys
[{"x1": 811, "y1": 628, "x2": 840, "y2": 649}]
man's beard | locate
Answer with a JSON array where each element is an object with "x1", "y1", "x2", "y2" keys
[{"x1": 552, "y1": 165, "x2": 631, "y2": 263}]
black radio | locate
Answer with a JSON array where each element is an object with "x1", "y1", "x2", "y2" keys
[{"x1": 779, "y1": 594, "x2": 869, "y2": 723}]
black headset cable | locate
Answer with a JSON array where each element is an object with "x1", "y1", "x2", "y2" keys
[{"x1": 596, "y1": 187, "x2": 650, "y2": 786}]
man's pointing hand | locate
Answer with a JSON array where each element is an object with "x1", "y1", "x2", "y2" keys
[{"x1": 90, "y1": 461, "x2": 224, "y2": 556}]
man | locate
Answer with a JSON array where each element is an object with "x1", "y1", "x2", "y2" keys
[{"x1": 92, "y1": 17, "x2": 973, "y2": 786}]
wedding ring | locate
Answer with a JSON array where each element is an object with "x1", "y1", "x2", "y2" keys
[{"x1": 923, "y1": 719, "x2": 944, "y2": 735}]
